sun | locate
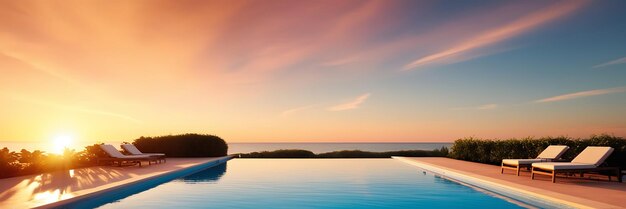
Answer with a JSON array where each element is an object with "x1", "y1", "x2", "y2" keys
[{"x1": 52, "y1": 134, "x2": 74, "y2": 154}]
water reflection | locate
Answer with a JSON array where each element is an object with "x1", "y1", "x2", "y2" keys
[
  {"x1": 59, "y1": 163, "x2": 227, "y2": 209},
  {"x1": 179, "y1": 163, "x2": 227, "y2": 183}
]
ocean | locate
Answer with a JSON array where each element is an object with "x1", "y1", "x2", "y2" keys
[
  {"x1": 0, "y1": 141, "x2": 452, "y2": 154},
  {"x1": 227, "y1": 143, "x2": 452, "y2": 154}
]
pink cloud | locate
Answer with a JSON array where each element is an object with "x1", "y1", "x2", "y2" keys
[
  {"x1": 328, "y1": 93, "x2": 371, "y2": 111},
  {"x1": 3, "y1": 93, "x2": 141, "y2": 123},
  {"x1": 534, "y1": 86, "x2": 626, "y2": 103}
]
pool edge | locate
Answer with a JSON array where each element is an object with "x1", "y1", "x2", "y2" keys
[
  {"x1": 33, "y1": 156, "x2": 233, "y2": 209},
  {"x1": 392, "y1": 157, "x2": 619, "y2": 209}
]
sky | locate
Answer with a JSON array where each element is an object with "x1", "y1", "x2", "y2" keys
[{"x1": 1, "y1": 0, "x2": 626, "y2": 146}]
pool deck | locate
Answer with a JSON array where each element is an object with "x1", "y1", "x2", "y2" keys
[
  {"x1": 0, "y1": 156, "x2": 232, "y2": 209},
  {"x1": 395, "y1": 157, "x2": 626, "y2": 209}
]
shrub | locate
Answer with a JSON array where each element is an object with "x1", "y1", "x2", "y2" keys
[
  {"x1": 132, "y1": 134, "x2": 228, "y2": 157},
  {"x1": 0, "y1": 134, "x2": 228, "y2": 179},
  {"x1": 317, "y1": 149, "x2": 447, "y2": 158},
  {"x1": 317, "y1": 150, "x2": 381, "y2": 158},
  {"x1": 237, "y1": 148, "x2": 448, "y2": 158},
  {"x1": 239, "y1": 149, "x2": 315, "y2": 158},
  {"x1": 79, "y1": 144, "x2": 109, "y2": 162},
  {"x1": 0, "y1": 146, "x2": 106, "y2": 179},
  {"x1": 0, "y1": 148, "x2": 20, "y2": 178},
  {"x1": 448, "y1": 134, "x2": 626, "y2": 169}
]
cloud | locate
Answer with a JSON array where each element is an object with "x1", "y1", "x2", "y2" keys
[
  {"x1": 592, "y1": 56, "x2": 626, "y2": 68},
  {"x1": 320, "y1": 55, "x2": 361, "y2": 67},
  {"x1": 402, "y1": 0, "x2": 588, "y2": 71},
  {"x1": 281, "y1": 104, "x2": 317, "y2": 117},
  {"x1": 452, "y1": 103, "x2": 498, "y2": 110},
  {"x1": 282, "y1": 92, "x2": 374, "y2": 115},
  {"x1": 0, "y1": 51, "x2": 79, "y2": 85},
  {"x1": 534, "y1": 86, "x2": 626, "y2": 103},
  {"x1": 328, "y1": 93, "x2": 371, "y2": 111},
  {"x1": 3, "y1": 93, "x2": 142, "y2": 123},
  {"x1": 477, "y1": 104, "x2": 498, "y2": 110}
]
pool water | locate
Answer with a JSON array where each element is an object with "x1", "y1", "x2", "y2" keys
[{"x1": 73, "y1": 159, "x2": 544, "y2": 209}]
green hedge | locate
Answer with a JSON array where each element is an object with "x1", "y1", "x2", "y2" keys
[
  {"x1": 317, "y1": 149, "x2": 448, "y2": 158},
  {"x1": 132, "y1": 134, "x2": 228, "y2": 157},
  {"x1": 239, "y1": 149, "x2": 316, "y2": 158},
  {"x1": 448, "y1": 134, "x2": 626, "y2": 168},
  {"x1": 238, "y1": 148, "x2": 448, "y2": 158}
]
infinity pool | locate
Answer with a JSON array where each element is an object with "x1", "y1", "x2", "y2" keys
[{"x1": 64, "y1": 159, "x2": 557, "y2": 208}]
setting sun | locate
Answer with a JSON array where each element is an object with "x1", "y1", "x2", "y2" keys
[{"x1": 51, "y1": 134, "x2": 74, "y2": 154}]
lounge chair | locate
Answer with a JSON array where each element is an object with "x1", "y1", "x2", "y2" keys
[
  {"x1": 121, "y1": 144, "x2": 166, "y2": 163},
  {"x1": 531, "y1": 146, "x2": 620, "y2": 183},
  {"x1": 501, "y1": 145, "x2": 569, "y2": 176},
  {"x1": 98, "y1": 144, "x2": 159, "y2": 166}
]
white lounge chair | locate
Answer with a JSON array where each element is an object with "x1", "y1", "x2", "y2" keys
[
  {"x1": 121, "y1": 144, "x2": 166, "y2": 163},
  {"x1": 98, "y1": 144, "x2": 159, "y2": 166},
  {"x1": 501, "y1": 145, "x2": 569, "y2": 176},
  {"x1": 531, "y1": 146, "x2": 620, "y2": 183}
]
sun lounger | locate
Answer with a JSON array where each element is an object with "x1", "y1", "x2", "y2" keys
[
  {"x1": 531, "y1": 146, "x2": 620, "y2": 183},
  {"x1": 121, "y1": 144, "x2": 166, "y2": 163},
  {"x1": 98, "y1": 144, "x2": 159, "y2": 166},
  {"x1": 501, "y1": 145, "x2": 569, "y2": 176}
]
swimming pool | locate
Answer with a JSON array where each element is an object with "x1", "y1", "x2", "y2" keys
[{"x1": 61, "y1": 159, "x2": 565, "y2": 208}]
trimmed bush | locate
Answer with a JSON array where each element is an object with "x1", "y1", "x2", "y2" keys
[
  {"x1": 317, "y1": 148, "x2": 448, "y2": 158},
  {"x1": 448, "y1": 134, "x2": 626, "y2": 169},
  {"x1": 239, "y1": 149, "x2": 315, "y2": 158},
  {"x1": 132, "y1": 134, "x2": 228, "y2": 157},
  {"x1": 237, "y1": 147, "x2": 448, "y2": 158},
  {"x1": 317, "y1": 150, "x2": 393, "y2": 158}
]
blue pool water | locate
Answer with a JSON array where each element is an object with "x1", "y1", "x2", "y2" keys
[{"x1": 67, "y1": 159, "x2": 548, "y2": 209}]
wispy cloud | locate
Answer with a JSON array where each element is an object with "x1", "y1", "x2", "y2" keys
[
  {"x1": 328, "y1": 93, "x2": 371, "y2": 111},
  {"x1": 3, "y1": 93, "x2": 142, "y2": 123},
  {"x1": 534, "y1": 86, "x2": 626, "y2": 103},
  {"x1": 283, "y1": 93, "x2": 373, "y2": 115},
  {"x1": 281, "y1": 104, "x2": 317, "y2": 117},
  {"x1": 402, "y1": 0, "x2": 587, "y2": 71},
  {"x1": 320, "y1": 55, "x2": 361, "y2": 67},
  {"x1": 592, "y1": 56, "x2": 626, "y2": 68},
  {"x1": 452, "y1": 103, "x2": 498, "y2": 110},
  {"x1": 477, "y1": 104, "x2": 498, "y2": 110},
  {"x1": 0, "y1": 51, "x2": 79, "y2": 85}
]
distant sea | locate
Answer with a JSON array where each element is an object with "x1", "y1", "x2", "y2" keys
[
  {"x1": 0, "y1": 141, "x2": 452, "y2": 154},
  {"x1": 227, "y1": 143, "x2": 452, "y2": 154}
]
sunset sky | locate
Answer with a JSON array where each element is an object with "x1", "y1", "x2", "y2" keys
[{"x1": 1, "y1": 0, "x2": 626, "y2": 145}]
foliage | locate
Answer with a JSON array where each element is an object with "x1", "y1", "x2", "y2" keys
[
  {"x1": 317, "y1": 148, "x2": 448, "y2": 158},
  {"x1": 0, "y1": 133, "x2": 228, "y2": 178},
  {"x1": 0, "y1": 145, "x2": 103, "y2": 179},
  {"x1": 0, "y1": 148, "x2": 20, "y2": 178},
  {"x1": 448, "y1": 134, "x2": 626, "y2": 168},
  {"x1": 238, "y1": 149, "x2": 316, "y2": 158},
  {"x1": 132, "y1": 134, "x2": 228, "y2": 157},
  {"x1": 237, "y1": 147, "x2": 449, "y2": 158}
]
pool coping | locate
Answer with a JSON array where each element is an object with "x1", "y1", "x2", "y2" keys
[
  {"x1": 393, "y1": 157, "x2": 621, "y2": 209},
  {"x1": 33, "y1": 156, "x2": 233, "y2": 209}
]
